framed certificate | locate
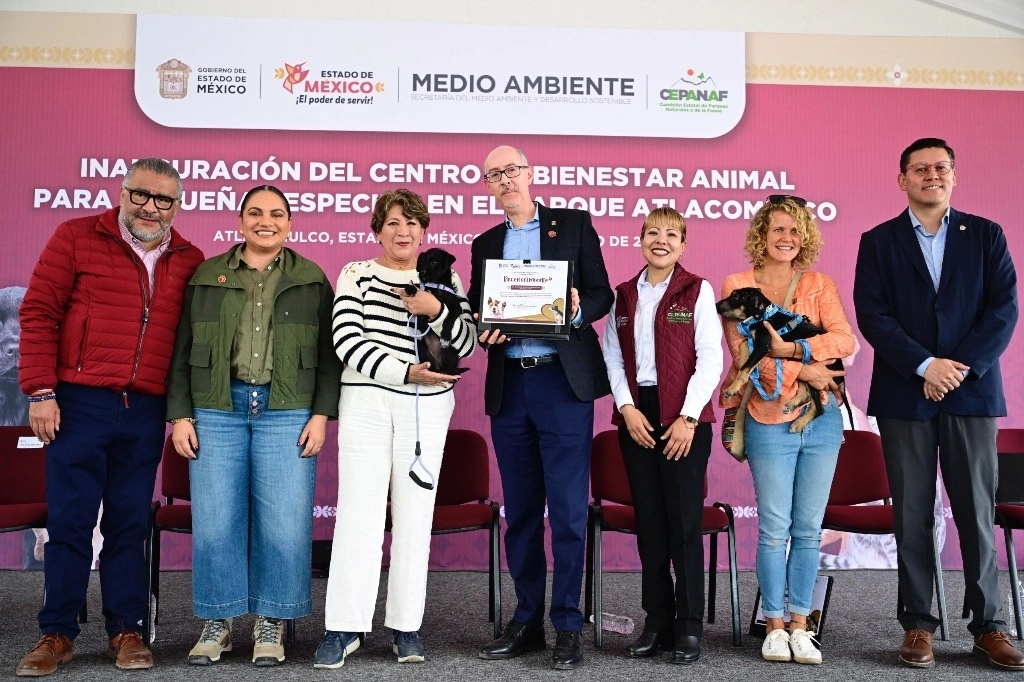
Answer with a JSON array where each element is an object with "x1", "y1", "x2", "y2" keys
[{"x1": 477, "y1": 259, "x2": 574, "y2": 340}]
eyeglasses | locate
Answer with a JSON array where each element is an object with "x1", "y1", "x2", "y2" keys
[
  {"x1": 483, "y1": 165, "x2": 529, "y2": 184},
  {"x1": 124, "y1": 188, "x2": 178, "y2": 210},
  {"x1": 766, "y1": 194, "x2": 807, "y2": 207},
  {"x1": 905, "y1": 162, "x2": 953, "y2": 177}
]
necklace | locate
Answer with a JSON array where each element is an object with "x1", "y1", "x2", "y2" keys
[{"x1": 756, "y1": 270, "x2": 795, "y2": 296}]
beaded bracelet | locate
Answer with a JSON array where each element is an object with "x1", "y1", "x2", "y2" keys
[
  {"x1": 169, "y1": 417, "x2": 196, "y2": 425},
  {"x1": 27, "y1": 393, "x2": 56, "y2": 403}
]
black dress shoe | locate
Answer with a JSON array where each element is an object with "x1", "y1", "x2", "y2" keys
[
  {"x1": 478, "y1": 620, "x2": 546, "y2": 660},
  {"x1": 552, "y1": 630, "x2": 583, "y2": 670},
  {"x1": 627, "y1": 631, "x2": 672, "y2": 658},
  {"x1": 671, "y1": 634, "x2": 701, "y2": 664}
]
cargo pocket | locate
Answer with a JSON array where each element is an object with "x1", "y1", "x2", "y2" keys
[{"x1": 189, "y1": 344, "x2": 213, "y2": 396}]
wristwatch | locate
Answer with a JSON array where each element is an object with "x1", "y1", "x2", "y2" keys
[{"x1": 682, "y1": 415, "x2": 698, "y2": 426}]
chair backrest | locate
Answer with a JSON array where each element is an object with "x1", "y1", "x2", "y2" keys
[
  {"x1": 826, "y1": 430, "x2": 890, "y2": 506},
  {"x1": 997, "y1": 428, "x2": 1024, "y2": 505},
  {"x1": 435, "y1": 429, "x2": 489, "y2": 506},
  {"x1": 160, "y1": 434, "x2": 191, "y2": 502},
  {"x1": 590, "y1": 430, "x2": 632, "y2": 506},
  {"x1": 0, "y1": 426, "x2": 46, "y2": 505}
]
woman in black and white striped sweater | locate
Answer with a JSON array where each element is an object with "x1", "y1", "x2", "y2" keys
[{"x1": 315, "y1": 189, "x2": 476, "y2": 668}]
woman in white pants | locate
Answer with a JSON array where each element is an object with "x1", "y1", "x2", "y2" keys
[{"x1": 314, "y1": 189, "x2": 476, "y2": 668}]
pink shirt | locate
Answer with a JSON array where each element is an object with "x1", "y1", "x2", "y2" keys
[{"x1": 119, "y1": 222, "x2": 171, "y2": 291}]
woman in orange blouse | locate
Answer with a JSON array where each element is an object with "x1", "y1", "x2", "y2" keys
[{"x1": 719, "y1": 195, "x2": 854, "y2": 665}]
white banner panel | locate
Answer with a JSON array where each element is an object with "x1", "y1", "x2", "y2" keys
[{"x1": 134, "y1": 16, "x2": 745, "y2": 138}]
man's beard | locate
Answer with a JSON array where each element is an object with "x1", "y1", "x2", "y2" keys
[{"x1": 120, "y1": 207, "x2": 171, "y2": 244}]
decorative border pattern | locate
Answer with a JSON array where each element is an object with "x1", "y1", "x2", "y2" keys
[
  {"x1": 747, "y1": 63, "x2": 1024, "y2": 89},
  {"x1": 0, "y1": 45, "x2": 136, "y2": 66},
  {"x1": 0, "y1": 46, "x2": 1021, "y2": 91}
]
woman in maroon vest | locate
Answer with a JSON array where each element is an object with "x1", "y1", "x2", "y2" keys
[{"x1": 601, "y1": 207, "x2": 724, "y2": 664}]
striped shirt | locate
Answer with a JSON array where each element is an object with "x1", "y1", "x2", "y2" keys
[{"x1": 332, "y1": 259, "x2": 476, "y2": 395}]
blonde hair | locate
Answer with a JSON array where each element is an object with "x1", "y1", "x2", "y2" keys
[
  {"x1": 642, "y1": 207, "x2": 686, "y2": 241},
  {"x1": 743, "y1": 198, "x2": 822, "y2": 269}
]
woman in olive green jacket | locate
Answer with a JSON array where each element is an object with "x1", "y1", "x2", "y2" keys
[{"x1": 166, "y1": 185, "x2": 341, "y2": 667}]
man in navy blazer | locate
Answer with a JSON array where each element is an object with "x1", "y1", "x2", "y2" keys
[
  {"x1": 854, "y1": 138, "x2": 1020, "y2": 670},
  {"x1": 469, "y1": 145, "x2": 612, "y2": 670}
]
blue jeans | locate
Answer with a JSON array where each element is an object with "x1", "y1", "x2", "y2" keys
[
  {"x1": 745, "y1": 400, "x2": 842, "y2": 617},
  {"x1": 190, "y1": 381, "x2": 315, "y2": 619}
]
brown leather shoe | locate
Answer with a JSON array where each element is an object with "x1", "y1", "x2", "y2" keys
[
  {"x1": 899, "y1": 628, "x2": 934, "y2": 668},
  {"x1": 974, "y1": 630, "x2": 1024, "y2": 670},
  {"x1": 16, "y1": 633, "x2": 73, "y2": 677},
  {"x1": 107, "y1": 631, "x2": 154, "y2": 670}
]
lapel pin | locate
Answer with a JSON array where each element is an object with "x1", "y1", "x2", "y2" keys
[
  {"x1": 217, "y1": 275, "x2": 227, "y2": 283},
  {"x1": 959, "y1": 224, "x2": 966, "y2": 231},
  {"x1": 548, "y1": 230, "x2": 557, "y2": 238},
  {"x1": 551, "y1": 220, "x2": 557, "y2": 225}
]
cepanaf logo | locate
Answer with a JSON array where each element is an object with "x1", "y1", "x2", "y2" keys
[
  {"x1": 275, "y1": 62, "x2": 310, "y2": 93},
  {"x1": 658, "y1": 68, "x2": 730, "y2": 113}
]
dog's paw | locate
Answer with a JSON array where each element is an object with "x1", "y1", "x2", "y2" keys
[{"x1": 781, "y1": 401, "x2": 800, "y2": 415}]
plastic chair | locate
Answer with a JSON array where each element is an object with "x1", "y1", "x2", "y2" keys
[
  {"x1": 0, "y1": 425, "x2": 87, "y2": 623},
  {"x1": 583, "y1": 429, "x2": 741, "y2": 647},
  {"x1": 984, "y1": 428, "x2": 1024, "y2": 639},
  {"x1": 384, "y1": 429, "x2": 502, "y2": 639},
  {"x1": 821, "y1": 430, "x2": 949, "y2": 639},
  {"x1": 144, "y1": 434, "x2": 294, "y2": 645}
]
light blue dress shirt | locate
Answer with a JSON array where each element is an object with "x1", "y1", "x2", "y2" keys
[{"x1": 909, "y1": 207, "x2": 955, "y2": 378}]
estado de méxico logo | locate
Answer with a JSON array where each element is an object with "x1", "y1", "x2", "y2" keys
[
  {"x1": 276, "y1": 60, "x2": 384, "y2": 106},
  {"x1": 156, "y1": 58, "x2": 192, "y2": 99}
]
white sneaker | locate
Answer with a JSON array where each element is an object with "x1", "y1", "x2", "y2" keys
[
  {"x1": 762, "y1": 628, "x2": 792, "y2": 662},
  {"x1": 789, "y1": 628, "x2": 822, "y2": 664},
  {"x1": 188, "y1": 618, "x2": 232, "y2": 665}
]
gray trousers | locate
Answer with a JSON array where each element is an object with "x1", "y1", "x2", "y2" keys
[{"x1": 878, "y1": 414, "x2": 1005, "y2": 636}]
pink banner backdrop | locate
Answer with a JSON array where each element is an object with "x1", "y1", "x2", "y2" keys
[{"x1": 2, "y1": 67, "x2": 1021, "y2": 573}]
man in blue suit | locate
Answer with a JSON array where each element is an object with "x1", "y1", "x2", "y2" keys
[
  {"x1": 854, "y1": 138, "x2": 1021, "y2": 670},
  {"x1": 469, "y1": 145, "x2": 612, "y2": 670}
]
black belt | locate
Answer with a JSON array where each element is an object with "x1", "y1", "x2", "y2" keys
[{"x1": 506, "y1": 355, "x2": 559, "y2": 369}]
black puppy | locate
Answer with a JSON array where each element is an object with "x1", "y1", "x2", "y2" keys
[
  {"x1": 404, "y1": 248, "x2": 468, "y2": 376},
  {"x1": 716, "y1": 286, "x2": 845, "y2": 433}
]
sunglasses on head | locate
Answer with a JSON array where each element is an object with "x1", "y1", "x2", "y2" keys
[{"x1": 766, "y1": 194, "x2": 807, "y2": 207}]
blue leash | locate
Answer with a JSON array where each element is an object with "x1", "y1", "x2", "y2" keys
[{"x1": 735, "y1": 303, "x2": 808, "y2": 402}]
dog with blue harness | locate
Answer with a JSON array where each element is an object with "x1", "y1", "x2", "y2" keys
[{"x1": 716, "y1": 286, "x2": 848, "y2": 433}]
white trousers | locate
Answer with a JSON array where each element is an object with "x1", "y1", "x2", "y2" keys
[{"x1": 324, "y1": 385, "x2": 454, "y2": 632}]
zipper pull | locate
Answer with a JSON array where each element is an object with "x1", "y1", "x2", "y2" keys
[{"x1": 123, "y1": 390, "x2": 129, "y2": 409}]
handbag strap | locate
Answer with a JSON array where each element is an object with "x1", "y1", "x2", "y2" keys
[
  {"x1": 785, "y1": 270, "x2": 802, "y2": 307},
  {"x1": 785, "y1": 271, "x2": 856, "y2": 428}
]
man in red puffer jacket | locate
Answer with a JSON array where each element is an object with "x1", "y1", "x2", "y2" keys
[{"x1": 16, "y1": 158, "x2": 204, "y2": 677}]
